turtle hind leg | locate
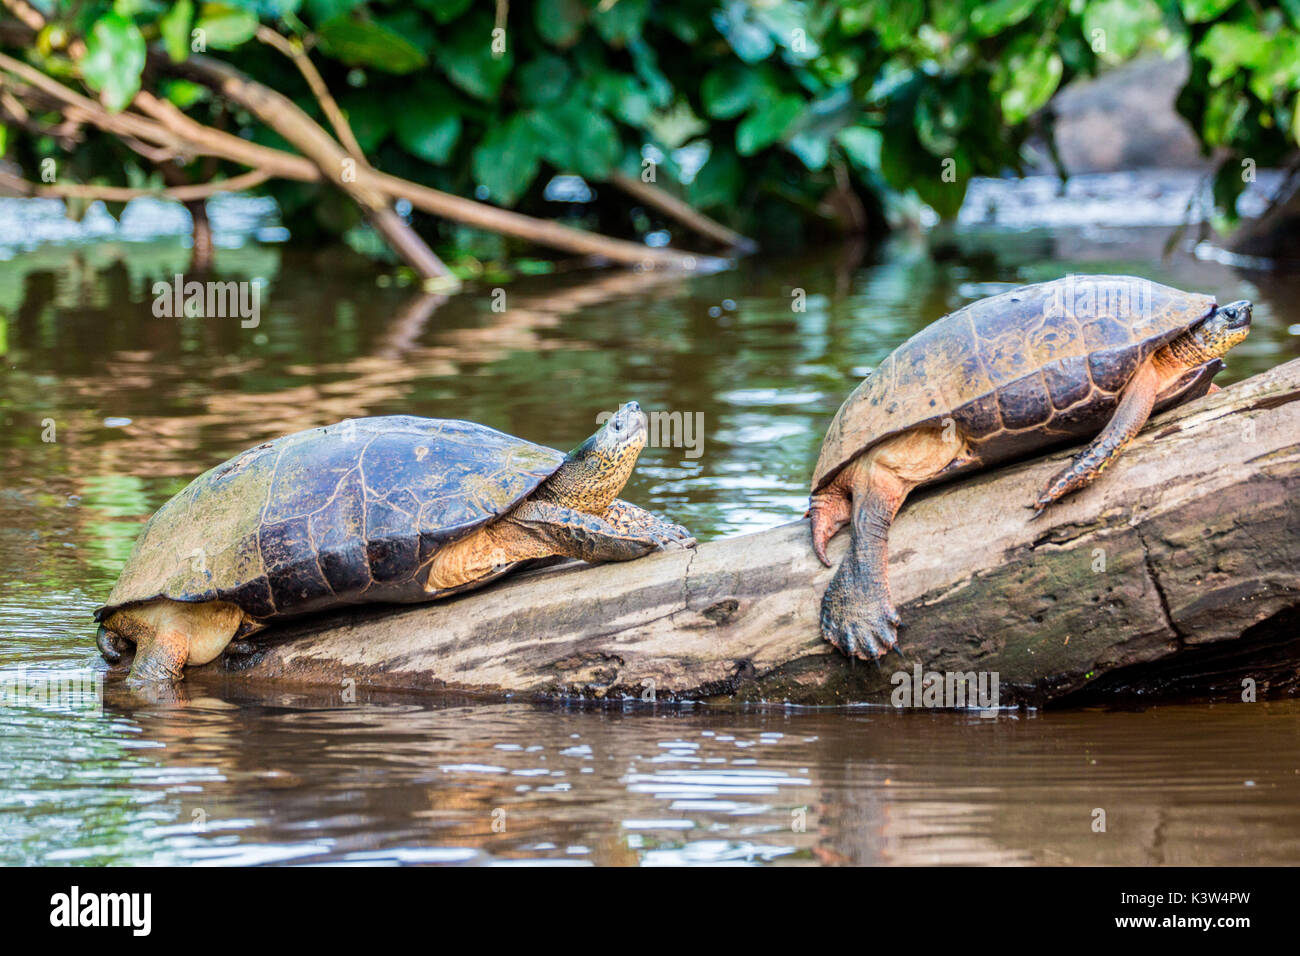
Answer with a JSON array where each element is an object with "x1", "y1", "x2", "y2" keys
[
  {"x1": 821, "y1": 465, "x2": 908, "y2": 660},
  {"x1": 820, "y1": 428, "x2": 963, "y2": 660},
  {"x1": 1032, "y1": 358, "x2": 1158, "y2": 518}
]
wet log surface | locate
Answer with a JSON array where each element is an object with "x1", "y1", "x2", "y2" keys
[{"x1": 224, "y1": 359, "x2": 1300, "y2": 706}]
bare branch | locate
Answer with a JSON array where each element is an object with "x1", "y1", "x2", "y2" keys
[
  {"x1": 0, "y1": 167, "x2": 272, "y2": 201},
  {"x1": 255, "y1": 26, "x2": 364, "y2": 159}
]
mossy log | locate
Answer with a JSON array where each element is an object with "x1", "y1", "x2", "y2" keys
[{"x1": 227, "y1": 358, "x2": 1300, "y2": 706}]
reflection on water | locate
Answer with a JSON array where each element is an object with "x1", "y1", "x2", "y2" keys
[
  {"x1": 4, "y1": 683, "x2": 1298, "y2": 866},
  {"x1": 1, "y1": 193, "x2": 1298, "y2": 865}
]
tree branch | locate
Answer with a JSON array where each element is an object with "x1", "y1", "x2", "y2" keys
[
  {"x1": 253, "y1": 25, "x2": 453, "y2": 283},
  {"x1": 0, "y1": 39, "x2": 723, "y2": 272},
  {"x1": 0, "y1": 167, "x2": 271, "y2": 201},
  {"x1": 609, "y1": 172, "x2": 757, "y2": 252}
]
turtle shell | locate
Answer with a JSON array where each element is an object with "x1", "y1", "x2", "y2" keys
[
  {"x1": 813, "y1": 275, "x2": 1219, "y2": 492},
  {"x1": 96, "y1": 416, "x2": 565, "y2": 624}
]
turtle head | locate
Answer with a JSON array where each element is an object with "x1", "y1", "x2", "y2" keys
[
  {"x1": 1189, "y1": 300, "x2": 1252, "y2": 359},
  {"x1": 552, "y1": 402, "x2": 648, "y2": 511}
]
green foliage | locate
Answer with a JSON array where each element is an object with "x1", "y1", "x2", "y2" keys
[
  {"x1": 316, "y1": 15, "x2": 427, "y2": 73},
  {"x1": 194, "y1": 3, "x2": 259, "y2": 50},
  {"x1": 80, "y1": 12, "x2": 146, "y2": 111},
  {"x1": 2, "y1": 0, "x2": 1294, "y2": 252},
  {"x1": 1177, "y1": 0, "x2": 1300, "y2": 222}
]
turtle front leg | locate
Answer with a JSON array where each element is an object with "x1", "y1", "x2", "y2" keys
[
  {"x1": 104, "y1": 599, "x2": 242, "y2": 684},
  {"x1": 511, "y1": 499, "x2": 693, "y2": 564},
  {"x1": 129, "y1": 628, "x2": 190, "y2": 684},
  {"x1": 603, "y1": 499, "x2": 695, "y2": 548},
  {"x1": 1032, "y1": 357, "x2": 1158, "y2": 518}
]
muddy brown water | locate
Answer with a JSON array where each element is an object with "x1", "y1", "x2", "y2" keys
[{"x1": 1, "y1": 193, "x2": 1298, "y2": 865}]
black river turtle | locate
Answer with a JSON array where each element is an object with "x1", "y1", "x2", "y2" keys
[
  {"x1": 809, "y1": 274, "x2": 1252, "y2": 660},
  {"x1": 96, "y1": 402, "x2": 693, "y2": 683}
]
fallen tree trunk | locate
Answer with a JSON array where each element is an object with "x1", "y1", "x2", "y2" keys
[{"x1": 228, "y1": 358, "x2": 1300, "y2": 706}]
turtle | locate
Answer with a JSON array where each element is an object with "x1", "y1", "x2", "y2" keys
[
  {"x1": 809, "y1": 274, "x2": 1252, "y2": 661},
  {"x1": 95, "y1": 401, "x2": 694, "y2": 683}
]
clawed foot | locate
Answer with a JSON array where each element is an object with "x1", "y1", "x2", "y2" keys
[
  {"x1": 821, "y1": 596, "x2": 902, "y2": 661},
  {"x1": 820, "y1": 557, "x2": 902, "y2": 661},
  {"x1": 652, "y1": 521, "x2": 697, "y2": 551}
]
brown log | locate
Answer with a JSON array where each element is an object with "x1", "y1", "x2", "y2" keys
[{"x1": 223, "y1": 359, "x2": 1300, "y2": 706}]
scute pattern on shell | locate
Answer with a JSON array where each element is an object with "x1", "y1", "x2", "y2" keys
[
  {"x1": 812, "y1": 275, "x2": 1217, "y2": 491},
  {"x1": 96, "y1": 416, "x2": 565, "y2": 622}
]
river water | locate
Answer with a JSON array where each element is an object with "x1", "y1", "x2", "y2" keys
[{"x1": 1, "y1": 185, "x2": 1298, "y2": 865}]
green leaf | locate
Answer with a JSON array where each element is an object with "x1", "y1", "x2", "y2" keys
[
  {"x1": 1082, "y1": 0, "x2": 1163, "y2": 62},
  {"x1": 969, "y1": 0, "x2": 1041, "y2": 36},
  {"x1": 317, "y1": 17, "x2": 427, "y2": 72},
  {"x1": 439, "y1": 15, "x2": 513, "y2": 99},
  {"x1": 161, "y1": 78, "x2": 206, "y2": 109},
  {"x1": 788, "y1": 131, "x2": 829, "y2": 170},
  {"x1": 81, "y1": 13, "x2": 146, "y2": 112},
  {"x1": 415, "y1": 0, "x2": 473, "y2": 24},
  {"x1": 517, "y1": 54, "x2": 571, "y2": 106},
  {"x1": 628, "y1": 37, "x2": 672, "y2": 107},
  {"x1": 304, "y1": 0, "x2": 360, "y2": 23},
  {"x1": 535, "y1": 0, "x2": 588, "y2": 48},
  {"x1": 194, "y1": 4, "x2": 259, "y2": 51},
  {"x1": 593, "y1": 0, "x2": 648, "y2": 45},
  {"x1": 1199, "y1": 23, "x2": 1270, "y2": 85},
  {"x1": 527, "y1": 101, "x2": 620, "y2": 180},
  {"x1": 836, "y1": 126, "x2": 882, "y2": 170},
  {"x1": 701, "y1": 63, "x2": 761, "y2": 119},
  {"x1": 338, "y1": 89, "x2": 392, "y2": 151},
  {"x1": 841, "y1": 0, "x2": 923, "y2": 49},
  {"x1": 472, "y1": 115, "x2": 544, "y2": 204},
  {"x1": 1179, "y1": 0, "x2": 1240, "y2": 23},
  {"x1": 160, "y1": 0, "x2": 194, "y2": 62},
  {"x1": 394, "y1": 96, "x2": 462, "y2": 165},
  {"x1": 736, "y1": 94, "x2": 802, "y2": 155},
  {"x1": 994, "y1": 39, "x2": 1063, "y2": 123},
  {"x1": 714, "y1": 0, "x2": 775, "y2": 62},
  {"x1": 687, "y1": 145, "x2": 742, "y2": 209},
  {"x1": 592, "y1": 73, "x2": 652, "y2": 126}
]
